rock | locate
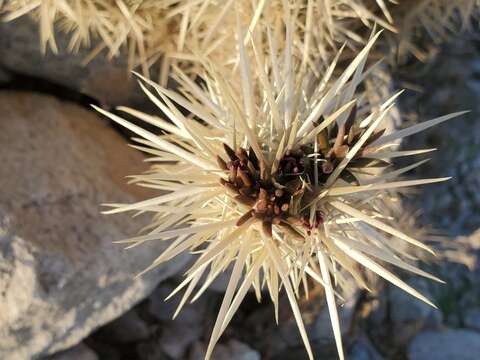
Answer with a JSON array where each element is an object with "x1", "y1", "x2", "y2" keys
[
  {"x1": 367, "y1": 296, "x2": 388, "y2": 329},
  {"x1": 160, "y1": 322, "x2": 203, "y2": 359},
  {"x1": 216, "y1": 340, "x2": 261, "y2": 360},
  {"x1": 95, "y1": 309, "x2": 150, "y2": 343},
  {"x1": 464, "y1": 308, "x2": 480, "y2": 331},
  {"x1": 388, "y1": 280, "x2": 442, "y2": 345},
  {"x1": 275, "y1": 292, "x2": 357, "y2": 354},
  {"x1": 397, "y1": 34, "x2": 480, "y2": 235},
  {"x1": 348, "y1": 335, "x2": 384, "y2": 360},
  {"x1": 149, "y1": 283, "x2": 208, "y2": 324},
  {"x1": 136, "y1": 339, "x2": 169, "y2": 360},
  {"x1": 0, "y1": 17, "x2": 156, "y2": 109},
  {"x1": 0, "y1": 92, "x2": 188, "y2": 359},
  {"x1": 189, "y1": 340, "x2": 260, "y2": 360},
  {"x1": 408, "y1": 329, "x2": 480, "y2": 360},
  {"x1": 313, "y1": 296, "x2": 357, "y2": 342},
  {"x1": 389, "y1": 282, "x2": 438, "y2": 325},
  {"x1": 188, "y1": 342, "x2": 206, "y2": 360},
  {"x1": 42, "y1": 343, "x2": 98, "y2": 360},
  {"x1": 200, "y1": 268, "x2": 232, "y2": 293},
  {"x1": 155, "y1": 287, "x2": 209, "y2": 359},
  {"x1": 0, "y1": 67, "x2": 11, "y2": 83},
  {"x1": 421, "y1": 229, "x2": 480, "y2": 328},
  {"x1": 148, "y1": 284, "x2": 178, "y2": 322}
]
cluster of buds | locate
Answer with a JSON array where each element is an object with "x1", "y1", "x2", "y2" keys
[
  {"x1": 218, "y1": 144, "x2": 324, "y2": 238},
  {"x1": 303, "y1": 105, "x2": 388, "y2": 186},
  {"x1": 278, "y1": 149, "x2": 306, "y2": 176},
  {"x1": 216, "y1": 104, "x2": 389, "y2": 240}
]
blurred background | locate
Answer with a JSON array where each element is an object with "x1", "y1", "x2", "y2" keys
[{"x1": 1, "y1": 11, "x2": 480, "y2": 360}]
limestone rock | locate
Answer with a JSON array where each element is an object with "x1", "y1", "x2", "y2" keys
[
  {"x1": 0, "y1": 92, "x2": 188, "y2": 359},
  {"x1": 408, "y1": 329, "x2": 480, "y2": 360}
]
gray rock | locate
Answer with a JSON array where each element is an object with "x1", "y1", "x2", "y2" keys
[
  {"x1": 189, "y1": 340, "x2": 260, "y2": 360},
  {"x1": 148, "y1": 284, "x2": 179, "y2": 322},
  {"x1": 464, "y1": 308, "x2": 480, "y2": 331},
  {"x1": 188, "y1": 342, "x2": 206, "y2": 360},
  {"x1": 277, "y1": 292, "x2": 357, "y2": 350},
  {"x1": 149, "y1": 283, "x2": 208, "y2": 324},
  {"x1": 408, "y1": 329, "x2": 480, "y2": 360},
  {"x1": 397, "y1": 34, "x2": 480, "y2": 235},
  {"x1": 313, "y1": 296, "x2": 357, "y2": 342},
  {"x1": 155, "y1": 287, "x2": 209, "y2": 359},
  {"x1": 388, "y1": 280, "x2": 442, "y2": 345},
  {"x1": 0, "y1": 92, "x2": 188, "y2": 359},
  {"x1": 98, "y1": 309, "x2": 150, "y2": 343},
  {"x1": 200, "y1": 268, "x2": 232, "y2": 293},
  {"x1": 219, "y1": 340, "x2": 261, "y2": 360},
  {"x1": 136, "y1": 341, "x2": 168, "y2": 360},
  {"x1": 42, "y1": 343, "x2": 98, "y2": 360},
  {"x1": 368, "y1": 296, "x2": 388, "y2": 329},
  {"x1": 393, "y1": 281, "x2": 441, "y2": 323},
  {"x1": 348, "y1": 335, "x2": 384, "y2": 360},
  {"x1": 160, "y1": 322, "x2": 203, "y2": 359},
  {"x1": 390, "y1": 282, "x2": 433, "y2": 324},
  {"x1": 0, "y1": 17, "x2": 156, "y2": 109},
  {"x1": 0, "y1": 67, "x2": 10, "y2": 83}
]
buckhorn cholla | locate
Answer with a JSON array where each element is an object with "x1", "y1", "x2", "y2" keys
[
  {"x1": 4, "y1": 1, "x2": 477, "y2": 77},
  {"x1": 94, "y1": 24, "x2": 465, "y2": 360}
]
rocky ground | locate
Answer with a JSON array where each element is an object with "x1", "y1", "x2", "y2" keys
[{"x1": 1, "y1": 16, "x2": 480, "y2": 360}]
